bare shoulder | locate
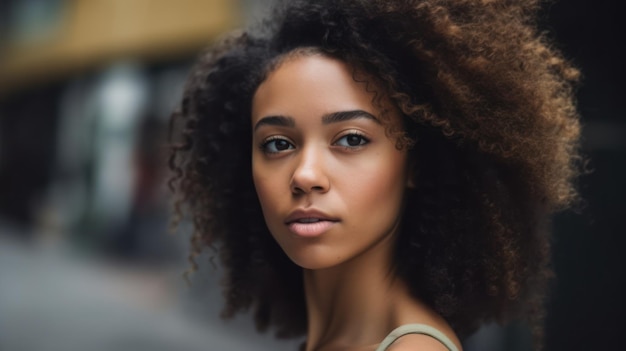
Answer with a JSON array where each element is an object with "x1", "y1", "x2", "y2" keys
[{"x1": 385, "y1": 333, "x2": 460, "y2": 351}]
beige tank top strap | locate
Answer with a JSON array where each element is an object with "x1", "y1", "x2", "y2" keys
[{"x1": 374, "y1": 324, "x2": 459, "y2": 351}]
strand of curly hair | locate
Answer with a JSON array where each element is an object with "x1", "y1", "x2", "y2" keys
[{"x1": 169, "y1": 0, "x2": 582, "y2": 349}]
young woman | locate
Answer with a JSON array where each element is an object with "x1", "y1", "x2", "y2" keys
[{"x1": 169, "y1": 1, "x2": 582, "y2": 350}]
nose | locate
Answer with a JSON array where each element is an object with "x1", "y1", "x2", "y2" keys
[{"x1": 290, "y1": 146, "x2": 330, "y2": 195}]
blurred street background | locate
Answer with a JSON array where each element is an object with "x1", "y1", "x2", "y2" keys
[{"x1": 0, "y1": 1, "x2": 623, "y2": 350}]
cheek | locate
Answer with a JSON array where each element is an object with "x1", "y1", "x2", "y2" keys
[
  {"x1": 356, "y1": 169, "x2": 405, "y2": 206},
  {"x1": 252, "y1": 163, "x2": 285, "y2": 217},
  {"x1": 338, "y1": 152, "x2": 408, "y2": 219},
  {"x1": 252, "y1": 170, "x2": 272, "y2": 207}
]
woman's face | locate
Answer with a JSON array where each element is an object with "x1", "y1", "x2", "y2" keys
[{"x1": 251, "y1": 54, "x2": 409, "y2": 270}]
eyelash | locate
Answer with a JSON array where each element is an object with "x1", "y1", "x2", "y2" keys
[
  {"x1": 260, "y1": 136, "x2": 294, "y2": 154},
  {"x1": 333, "y1": 131, "x2": 369, "y2": 149},
  {"x1": 259, "y1": 132, "x2": 370, "y2": 154}
]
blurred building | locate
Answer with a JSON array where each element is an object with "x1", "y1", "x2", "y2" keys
[
  {"x1": 0, "y1": 2, "x2": 301, "y2": 351},
  {"x1": 0, "y1": 0, "x2": 242, "y2": 257},
  {"x1": 0, "y1": 1, "x2": 623, "y2": 351}
]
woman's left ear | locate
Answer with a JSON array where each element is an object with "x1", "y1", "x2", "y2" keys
[
  {"x1": 406, "y1": 175, "x2": 416, "y2": 189},
  {"x1": 406, "y1": 163, "x2": 417, "y2": 189},
  {"x1": 407, "y1": 179, "x2": 416, "y2": 189}
]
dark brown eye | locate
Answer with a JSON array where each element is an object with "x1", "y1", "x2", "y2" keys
[
  {"x1": 346, "y1": 135, "x2": 363, "y2": 146},
  {"x1": 335, "y1": 133, "x2": 369, "y2": 148},
  {"x1": 275, "y1": 139, "x2": 290, "y2": 150},
  {"x1": 262, "y1": 138, "x2": 294, "y2": 153}
]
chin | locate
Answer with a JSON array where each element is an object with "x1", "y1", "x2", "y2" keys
[
  {"x1": 284, "y1": 248, "x2": 345, "y2": 271},
  {"x1": 291, "y1": 260, "x2": 331, "y2": 271}
]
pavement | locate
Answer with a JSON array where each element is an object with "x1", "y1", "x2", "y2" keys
[{"x1": 0, "y1": 233, "x2": 302, "y2": 351}]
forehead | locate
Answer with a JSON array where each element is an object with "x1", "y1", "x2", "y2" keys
[{"x1": 252, "y1": 54, "x2": 378, "y2": 121}]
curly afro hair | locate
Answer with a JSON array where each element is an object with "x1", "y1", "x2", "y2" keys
[{"x1": 169, "y1": 0, "x2": 582, "y2": 347}]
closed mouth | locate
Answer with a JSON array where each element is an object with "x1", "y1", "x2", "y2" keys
[
  {"x1": 286, "y1": 218, "x2": 337, "y2": 237},
  {"x1": 285, "y1": 209, "x2": 339, "y2": 225},
  {"x1": 288, "y1": 218, "x2": 334, "y2": 224}
]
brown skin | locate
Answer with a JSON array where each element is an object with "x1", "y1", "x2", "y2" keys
[
  {"x1": 252, "y1": 54, "x2": 408, "y2": 271},
  {"x1": 169, "y1": 1, "x2": 582, "y2": 349},
  {"x1": 251, "y1": 53, "x2": 462, "y2": 351}
]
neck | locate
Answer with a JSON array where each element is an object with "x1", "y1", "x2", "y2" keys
[{"x1": 303, "y1": 233, "x2": 408, "y2": 351}]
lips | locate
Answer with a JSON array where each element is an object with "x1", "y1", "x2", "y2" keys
[{"x1": 285, "y1": 209, "x2": 339, "y2": 237}]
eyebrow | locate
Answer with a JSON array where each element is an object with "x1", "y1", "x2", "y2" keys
[
  {"x1": 253, "y1": 116, "x2": 295, "y2": 131},
  {"x1": 254, "y1": 109, "x2": 379, "y2": 131},
  {"x1": 322, "y1": 110, "x2": 380, "y2": 125}
]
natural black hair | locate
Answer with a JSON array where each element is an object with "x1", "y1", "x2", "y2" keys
[{"x1": 169, "y1": 0, "x2": 581, "y2": 348}]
